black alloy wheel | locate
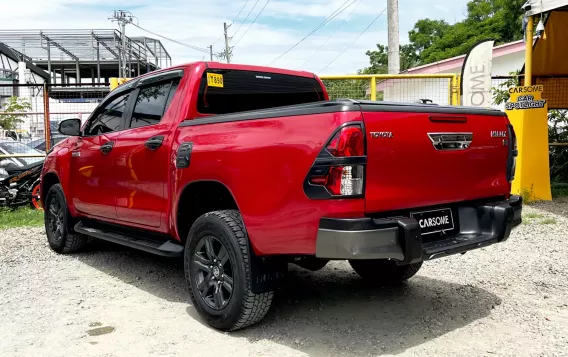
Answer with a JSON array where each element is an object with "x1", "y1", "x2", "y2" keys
[
  {"x1": 47, "y1": 192, "x2": 65, "y2": 243},
  {"x1": 184, "y1": 210, "x2": 274, "y2": 331},
  {"x1": 191, "y1": 235, "x2": 235, "y2": 310},
  {"x1": 44, "y1": 184, "x2": 87, "y2": 254}
]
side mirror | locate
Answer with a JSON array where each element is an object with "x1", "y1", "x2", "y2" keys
[{"x1": 59, "y1": 118, "x2": 81, "y2": 136}]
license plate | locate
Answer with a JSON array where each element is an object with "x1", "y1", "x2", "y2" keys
[{"x1": 411, "y1": 208, "x2": 454, "y2": 235}]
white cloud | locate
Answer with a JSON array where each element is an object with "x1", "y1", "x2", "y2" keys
[{"x1": 0, "y1": 0, "x2": 468, "y2": 75}]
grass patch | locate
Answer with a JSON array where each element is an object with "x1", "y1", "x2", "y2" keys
[
  {"x1": 552, "y1": 184, "x2": 568, "y2": 199},
  {"x1": 540, "y1": 218, "x2": 557, "y2": 225},
  {"x1": 524, "y1": 212, "x2": 544, "y2": 219},
  {"x1": 0, "y1": 208, "x2": 44, "y2": 229}
]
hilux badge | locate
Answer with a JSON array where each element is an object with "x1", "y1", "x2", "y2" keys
[{"x1": 491, "y1": 131, "x2": 507, "y2": 138}]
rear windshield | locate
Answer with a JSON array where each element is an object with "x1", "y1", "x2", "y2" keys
[{"x1": 197, "y1": 69, "x2": 325, "y2": 115}]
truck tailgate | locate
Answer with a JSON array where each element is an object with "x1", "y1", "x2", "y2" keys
[{"x1": 362, "y1": 108, "x2": 511, "y2": 213}]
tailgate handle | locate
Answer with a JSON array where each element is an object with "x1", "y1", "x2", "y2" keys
[
  {"x1": 428, "y1": 133, "x2": 473, "y2": 151},
  {"x1": 429, "y1": 116, "x2": 467, "y2": 123}
]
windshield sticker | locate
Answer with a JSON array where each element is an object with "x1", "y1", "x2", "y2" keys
[{"x1": 207, "y1": 73, "x2": 224, "y2": 88}]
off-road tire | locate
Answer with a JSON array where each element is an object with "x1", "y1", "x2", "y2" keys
[
  {"x1": 184, "y1": 210, "x2": 273, "y2": 331},
  {"x1": 349, "y1": 259, "x2": 422, "y2": 285},
  {"x1": 44, "y1": 184, "x2": 87, "y2": 253}
]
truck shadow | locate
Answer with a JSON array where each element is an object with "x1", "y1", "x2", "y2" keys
[
  {"x1": 76, "y1": 241, "x2": 501, "y2": 357},
  {"x1": 232, "y1": 265, "x2": 501, "y2": 357}
]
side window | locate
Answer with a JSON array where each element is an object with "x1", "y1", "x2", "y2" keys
[
  {"x1": 129, "y1": 79, "x2": 179, "y2": 129},
  {"x1": 86, "y1": 92, "x2": 130, "y2": 136},
  {"x1": 165, "y1": 79, "x2": 180, "y2": 109}
]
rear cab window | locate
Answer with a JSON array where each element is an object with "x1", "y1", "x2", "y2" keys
[{"x1": 197, "y1": 69, "x2": 325, "y2": 115}]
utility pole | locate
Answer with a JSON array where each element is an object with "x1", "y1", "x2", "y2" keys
[
  {"x1": 223, "y1": 22, "x2": 231, "y2": 64},
  {"x1": 110, "y1": 10, "x2": 136, "y2": 78},
  {"x1": 387, "y1": 0, "x2": 400, "y2": 74},
  {"x1": 210, "y1": 45, "x2": 214, "y2": 61}
]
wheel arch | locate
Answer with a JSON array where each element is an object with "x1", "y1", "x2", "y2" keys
[
  {"x1": 175, "y1": 180, "x2": 240, "y2": 243},
  {"x1": 41, "y1": 171, "x2": 61, "y2": 206}
]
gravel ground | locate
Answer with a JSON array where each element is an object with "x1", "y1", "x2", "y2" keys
[{"x1": 1, "y1": 204, "x2": 567, "y2": 357}]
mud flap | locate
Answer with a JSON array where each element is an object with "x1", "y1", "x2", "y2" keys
[{"x1": 248, "y1": 244, "x2": 288, "y2": 294}]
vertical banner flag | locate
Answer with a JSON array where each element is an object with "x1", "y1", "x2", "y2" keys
[{"x1": 460, "y1": 40, "x2": 494, "y2": 107}]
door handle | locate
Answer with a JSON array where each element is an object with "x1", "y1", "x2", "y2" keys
[
  {"x1": 145, "y1": 136, "x2": 164, "y2": 150},
  {"x1": 100, "y1": 141, "x2": 114, "y2": 155}
]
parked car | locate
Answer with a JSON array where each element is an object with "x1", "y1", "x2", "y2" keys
[
  {"x1": 41, "y1": 62, "x2": 523, "y2": 331},
  {"x1": 27, "y1": 134, "x2": 68, "y2": 153},
  {"x1": 1, "y1": 129, "x2": 31, "y2": 142}
]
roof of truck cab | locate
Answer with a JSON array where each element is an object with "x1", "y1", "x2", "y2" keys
[
  {"x1": 111, "y1": 62, "x2": 319, "y2": 93},
  {"x1": 201, "y1": 62, "x2": 317, "y2": 78},
  {"x1": 134, "y1": 62, "x2": 317, "y2": 79}
]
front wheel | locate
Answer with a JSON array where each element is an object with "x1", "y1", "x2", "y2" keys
[
  {"x1": 349, "y1": 259, "x2": 422, "y2": 285},
  {"x1": 185, "y1": 210, "x2": 273, "y2": 331},
  {"x1": 44, "y1": 184, "x2": 87, "y2": 253}
]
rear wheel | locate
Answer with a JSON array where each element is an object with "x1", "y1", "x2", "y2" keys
[
  {"x1": 185, "y1": 210, "x2": 273, "y2": 331},
  {"x1": 30, "y1": 183, "x2": 42, "y2": 210},
  {"x1": 349, "y1": 259, "x2": 422, "y2": 285},
  {"x1": 45, "y1": 184, "x2": 87, "y2": 253}
]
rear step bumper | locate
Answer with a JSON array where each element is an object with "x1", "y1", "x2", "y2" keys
[{"x1": 316, "y1": 196, "x2": 522, "y2": 264}]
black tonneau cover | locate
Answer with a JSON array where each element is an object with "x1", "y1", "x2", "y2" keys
[{"x1": 179, "y1": 99, "x2": 505, "y2": 127}]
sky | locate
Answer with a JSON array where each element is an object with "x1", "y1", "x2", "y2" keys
[{"x1": 0, "y1": 0, "x2": 470, "y2": 75}]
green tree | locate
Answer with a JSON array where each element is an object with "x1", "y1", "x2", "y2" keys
[
  {"x1": 361, "y1": 0, "x2": 526, "y2": 70},
  {"x1": 548, "y1": 110, "x2": 568, "y2": 183},
  {"x1": 0, "y1": 96, "x2": 31, "y2": 130},
  {"x1": 360, "y1": 44, "x2": 419, "y2": 74},
  {"x1": 418, "y1": 0, "x2": 525, "y2": 64},
  {"x1": 408, "y1": 19, "x2": 450, "y2": 54}
]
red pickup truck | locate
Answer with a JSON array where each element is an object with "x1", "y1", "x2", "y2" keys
[{"x1": 41, "y1": 62, "x2": 522, "y2": 331}]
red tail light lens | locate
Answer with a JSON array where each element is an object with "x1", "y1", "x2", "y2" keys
[
  {"x1": 306, "y1": 124, "x2": 365, "y2": 197},
  {"x1": 326, "y1": 126, "x2": 364, "y2": 157}
]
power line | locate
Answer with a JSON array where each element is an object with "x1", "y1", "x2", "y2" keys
[
  {"x1": 233, "y1": 0, "x2": 262, "y2": 38},
  {"x1": 267, "y1": 0, "x2": 357, "y2": 66},
  {"x1": 319, "y1": 6, "x2": 387, "y2": 73},
  {"x1": 130, "y1": 23, "x2": 210, "y2": 53},
  {"x1": 213, "y1": 0, "x2": 251, "y2": 46},
  {"x1": 231, "y1": 0, "x2": 251, "y2": 24},
  {"x1": 233, "y1": 0, "x2": 272, "y2": 47},
  {"x1": 299, "y1": 0, "x2": 363, "y2": 69}
]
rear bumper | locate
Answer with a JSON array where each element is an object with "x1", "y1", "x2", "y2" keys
[{"x1": 316, "y1": 196, "x2": 522, "y2": 264}]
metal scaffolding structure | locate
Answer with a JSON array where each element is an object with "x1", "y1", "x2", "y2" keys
[{"x1": 0, "y1": 29, "x2": 172, "y2": 84}]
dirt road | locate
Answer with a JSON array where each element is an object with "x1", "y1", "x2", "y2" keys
[{"x1": 1, "y1": 204, "x2": 567, "y2": 357}]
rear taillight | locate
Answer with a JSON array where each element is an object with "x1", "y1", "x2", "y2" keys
[
  {"x1": 304, "y1": 124, "x2": 366, "y2": 199},
  {"x1": 507, "y1": 124, "x2": 518, "y2": 182},
  {"x1": 326, "y1": 126, "x2": 364, "y2": 157}
]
